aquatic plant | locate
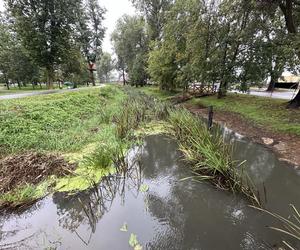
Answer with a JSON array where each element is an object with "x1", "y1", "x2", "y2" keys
[
  {"x1": 114, "y1": 88, "x2": 170, "y2": 139},
  {"x1": 168, "y1": 108, "x2": 260, "y2": 205},
  {"x1": 251, "y1": 205, "x2": 300, "y2": 249}
]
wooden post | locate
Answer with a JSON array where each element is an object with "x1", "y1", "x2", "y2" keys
[{"x1": 208, "y1": 106, "x2": 213, "y2": 130}]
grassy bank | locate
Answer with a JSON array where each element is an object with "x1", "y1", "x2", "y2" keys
[
  {"x1": 142, "y1": 86, "x2": 300, "y2": 136},
  {"x1": 0, "y1": 85, "x2": 266, "y2": 210},
  {"x1": 0, "y1": 86, "x2": 170, "y2": 210},
  {"x1": 0, "y1": 87, "x2": 123, "y2": 156},
  {"x1": 193, "y1": 94, "x2": 300, "y2": 136}
]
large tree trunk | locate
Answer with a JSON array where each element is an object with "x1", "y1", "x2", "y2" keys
[
  {"x1": 218, "y1": 81, "x2": 228, "y2": 98},
  {"x1": 122, "y1": 69, "x2": 126, "y2": 85},
  {"x1": 47, "y1": 67, "x2": 54, "y2": 89},
  {"x1": 287, "y1": 89, "x2": 300, "y2": 109},
  {"x1": 17, "y1": 80, "x2": 21, "y2": 90},
  {"x1": 266, "y1": 77, "x2": 276, "y2": 92},
  {"x1": 278, "y1": 1, "x2": 299, "y2": 108},
  {"x1": 90, "y1": 69, "x2": 95, "y2": 86},
  {"x1": 88, "y1": 62, "x2": 95, "y2": 86},
  {"x1": 5, "y1": 76, "x2": 9, "y2": 90}
]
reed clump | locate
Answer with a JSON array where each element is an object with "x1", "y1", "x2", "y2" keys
[
  {"x1": 168, "y1": 108, "x2": 260, "y2": 205},
  {"x1": 114, "y1": 88, "x2": 169, "y2": 139}
]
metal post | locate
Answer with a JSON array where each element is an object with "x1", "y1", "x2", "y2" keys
[{"x1": 207, "y1": 106, "x2": 213, "y2": 130}]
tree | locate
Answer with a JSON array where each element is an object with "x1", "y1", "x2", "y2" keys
[
  {"x1": 131, "y1": 0, "x2": 172, "y2": 41},
  {"x1": 6, "y1": 0, "x2": 81, "y2": 89},
  {"x1": 76, "y1": 0, "x2": 106, "y2": 86},
  {"x1": 111, "y1": 15, "x2": 149, "y2": 86},
  {"x1": 254, "y1": 0, "x2": 300, "y2": 107},
  {"x1": 148, "y1": 42, "x2": 177, "y2": 90},
  {"x1": 59, "y1": 46, "x2": 90, "y2": 86},
  {"x1": 0, "y1": 13, "x2": 39, "y2": 89},
  {"x1": 97, "y1": 52, "x2": 114, "y2": 83}
]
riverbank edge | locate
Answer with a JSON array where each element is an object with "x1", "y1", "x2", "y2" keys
[{"x1": 185, "y1": 103, "x2": 300, "y2": 168}]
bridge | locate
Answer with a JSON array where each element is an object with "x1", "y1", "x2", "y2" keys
[{"x1": 188, "y1": 83, "x2": 218, "y2": 97}]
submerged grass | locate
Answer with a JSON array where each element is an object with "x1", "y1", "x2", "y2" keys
[
  {"x1": 168, "y1": 108, "x2": 260, "y2": 205},
  {"x1": 251, "y1": 205, "x2": 300, "y2": 249}
]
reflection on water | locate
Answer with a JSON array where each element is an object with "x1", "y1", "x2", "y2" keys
[{"x1": 0, "y1": 135, "x2": 299, "y2": 249}]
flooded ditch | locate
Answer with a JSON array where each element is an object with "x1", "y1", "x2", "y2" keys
[{"x1": 0, "y1": 132, "x2": 299, "y2": 249}]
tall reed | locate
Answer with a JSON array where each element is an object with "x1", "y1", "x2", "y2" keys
[
  {"x1": 114, "y1": 89, "x2": 169, "y2": 138},
  {"x1": 168, "y1": 108, "x2": 260, "y2": 205}
]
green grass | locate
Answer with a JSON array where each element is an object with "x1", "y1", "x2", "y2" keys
[
  {"x1": 191, "y1": 94, "x2": 300, "y2": 136},
  {"x1": 168, "y1": 108, "x2": 260, "y2": 205},
  {"x1": 0, "y1": 86, "x2": 172, "y2": 208},
  {"x1": 142, "y1": 86, "x2": 300, "y2": 136},
  {"x1": 0, "y1": 86, "x2": 124, "y2": 156}
]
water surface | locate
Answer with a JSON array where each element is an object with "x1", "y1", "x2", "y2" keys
[{"x1": 0, "y1": 134, "x2": 299, "y2": 249}]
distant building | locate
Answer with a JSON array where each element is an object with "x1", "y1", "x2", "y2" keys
[
  {"x1": 278, "y1": 75, "x2": 300, "y2": 83},
  {"x1": 276, "y1": 74, "x2": 300, "y2": 89}
]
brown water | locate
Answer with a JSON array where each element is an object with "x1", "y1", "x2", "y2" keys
[{"x1": 0, "y1": 133, "x2": 299, "y2": 249}]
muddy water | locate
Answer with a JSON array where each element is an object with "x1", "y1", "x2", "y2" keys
[{"x1": 0, "y1": 134, "x2": 299, "y2": 249}]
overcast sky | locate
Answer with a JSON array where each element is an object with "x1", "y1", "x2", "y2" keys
[{"x1": 0, "y1": 0, "x2": 136, "y2": 53}]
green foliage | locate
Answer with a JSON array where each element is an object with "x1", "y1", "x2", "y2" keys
[
  {"x1": 111, "y1": 15, "x2": 149, "y2": 86},
  {"x1": 97, "y1": 52, "x2": 114, "y2": 82},
  {"x1": 0, "y1": 87, "x2": 124, "y2": 156},
  {"x1": 0, "y1": 14, "x2": 39, "y2": 87},
  {"x1": 148, "y1": 42, "x2": 177, "y2": 90},
  {"x1": 131, "y1": 0, "x2": 172, "y2": 41},
  {"x1": 4, "y1": 0, "x2": 106, "y2": 86}
]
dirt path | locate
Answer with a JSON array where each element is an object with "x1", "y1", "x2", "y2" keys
[{"x1": 185, "y1": 103, "x2": 300, "y2": 167}]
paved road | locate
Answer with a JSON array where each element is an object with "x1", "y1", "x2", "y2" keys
[
  {"x1": 0, "y1": 86, "x2": 104, "y2": 100},
  {"x1": 232, "y1": 89, "x2": 298, "y2": 100}
]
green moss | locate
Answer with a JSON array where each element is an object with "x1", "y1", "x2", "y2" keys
[
  {"x1": 0, "y1": 181, "x2": 50, "y2": 206},
  {"x1": 54, "y1": 166, "x2": 115, "y2": 193},
  {"x1": 134, "y1": 121, "x2": 171, "y2": 137}
]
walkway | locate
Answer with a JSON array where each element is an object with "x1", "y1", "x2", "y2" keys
[{"x1": 0, "y1": 86, "x2": 104, "y2": 100}]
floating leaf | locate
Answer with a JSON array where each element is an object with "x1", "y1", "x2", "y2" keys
[
  {"x1": 120, "y1": 223, "x2": 128, "y2": 232},
  {"x1": 139, "y1": 184, "x2": 149, "y2": 192},
  {"x1": 129, "y1": 233, "x2": 138, "y2": 247},
  {"x1": 134, "y1": 244, "x2": 143, "y2": 250}
]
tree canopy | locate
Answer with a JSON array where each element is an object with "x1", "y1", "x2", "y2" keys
[{"x1": 112, "y1": 0, "x2": 300, "y2": 108}]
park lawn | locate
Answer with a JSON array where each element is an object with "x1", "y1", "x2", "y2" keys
[
  {"x1": 191, "y1": 94, "x2": 300, "y2": 136},
  {"x1": 0, "y1": 85, "x2": 63, "y2": 95}
]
